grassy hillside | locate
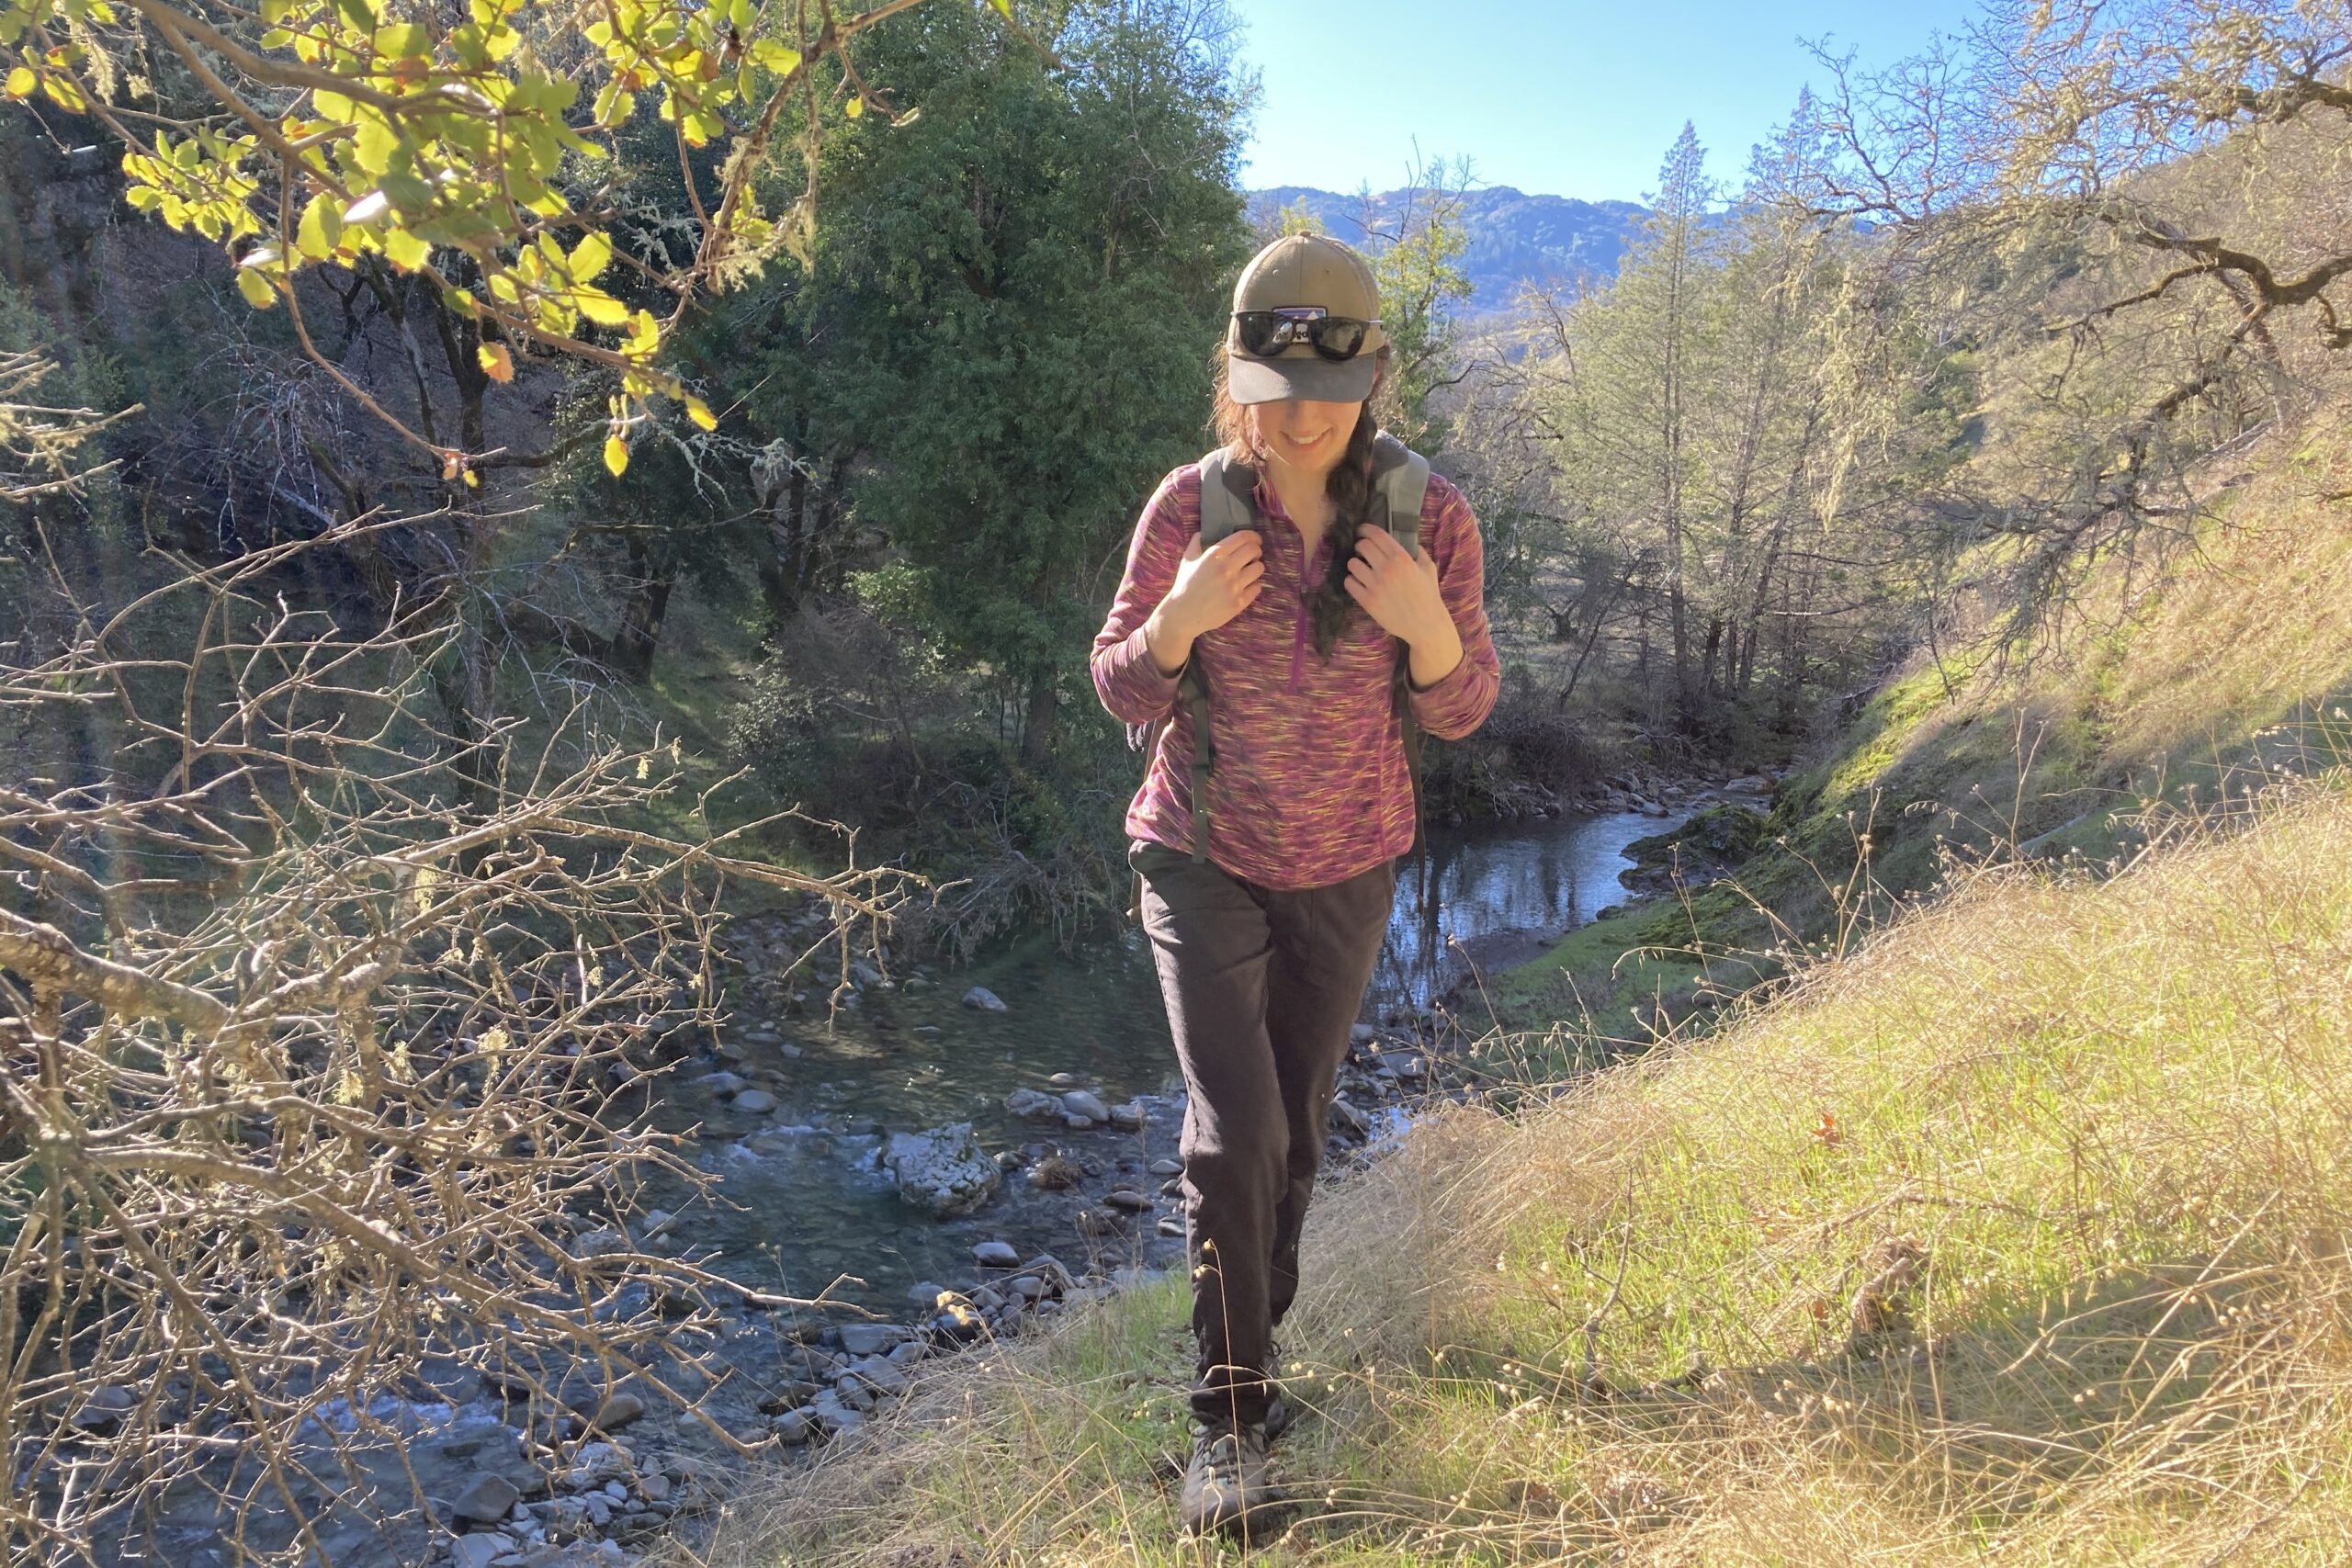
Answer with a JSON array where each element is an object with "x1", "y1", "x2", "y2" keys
[
  {"x1": 701, "y1": 770, "x2": 2352, "y2": 1566},
  {"x1": 1471, "y1": 397, "x2": 2352, "y2": 1056}
]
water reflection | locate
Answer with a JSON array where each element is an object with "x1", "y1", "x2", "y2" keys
[{"x1": 1373, "y1": 808, "x2": 1683, "y2": 1015}]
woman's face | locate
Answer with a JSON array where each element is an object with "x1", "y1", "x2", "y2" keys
[{"x1": 1251, "y1": 396, "x2": 1362, "y2": 476}]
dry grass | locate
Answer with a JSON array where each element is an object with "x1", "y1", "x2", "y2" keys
[{"x1": 685, "y1": 774, "x2": 2352, "y2": 1565}]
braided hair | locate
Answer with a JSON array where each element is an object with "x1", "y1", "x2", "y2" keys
[{"x1": 1209, "y1": 343, "x2": 1391, "y2": 658}]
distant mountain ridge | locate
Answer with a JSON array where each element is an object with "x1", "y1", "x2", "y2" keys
[{"x1": 1245, "y1": 185, "x2": 1650, "y2": 314}]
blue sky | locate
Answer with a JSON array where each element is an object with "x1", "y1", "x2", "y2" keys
[{"x1": 1223, "y1": 0, "x2": 1982, "y2": 204}]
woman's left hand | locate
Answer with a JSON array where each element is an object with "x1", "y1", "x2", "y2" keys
[{"x1": 1343, "y1": 524, "x2": 1450, "y2": 649}]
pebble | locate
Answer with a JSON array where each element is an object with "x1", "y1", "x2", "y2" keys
[
  {"x1": 972, "y1": 1239, "x2": 1019, "y2": 1268},
  {"x1": 733, "y1": 1089, "x2": 778, "y2": 1113},
  {"x1": 1061, "y1": 1111, "x2": 1097, "y2": 1131},
  {"x1": 961, "y1": 986, "x2": 1008, "y2": 1012},
  {"x1": 1046, "y1": 1072, "x2": 1079, "y2": 1088},
  {"x1": 770, "y1": 1409, "x2": 813, "y2": 1444}
]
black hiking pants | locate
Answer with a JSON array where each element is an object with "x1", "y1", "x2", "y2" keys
[{"x1": 1127, "y1": 836, "x2": 1395, "y2": 1431}]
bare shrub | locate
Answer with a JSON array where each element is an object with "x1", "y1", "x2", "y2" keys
[{"x1": 0, "y1": 516, "x2": 920, "y2": 1564}]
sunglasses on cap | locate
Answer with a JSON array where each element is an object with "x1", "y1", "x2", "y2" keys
[{"x1": 1232, "y1": 306, "x2": 1381, "y2": 362}]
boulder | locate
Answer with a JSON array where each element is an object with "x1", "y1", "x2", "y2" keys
[
  {"x1": 695, "y1": 1071, "x2": 747, "y2": 1096},
  {"x1": 961, "y1": 986, "x2": 1008, "y2": 1012},
  {"x1": 882, "y1": 1123, "x2": 1001, "y2": 1217},
  {"x1": 1148, "y1": 1157, "x2": 1183, "y2": 1178},
  {"x1": 972, "y1": 1239, "x2": 1019, "y2": 1267},
  {"x1": 1102, "y1": 1188, "x2": 1155, "y2": 1213},
  {"x1": 1105, "y1": 1101, "x2": 1145, "y2": 1131},
  {"x1": 732, "y1": 1089, "x2": 778, "y2": 1114},
  {"x1": 1059, "y1": 1089, "x2": 1110, "y2": 1122}
]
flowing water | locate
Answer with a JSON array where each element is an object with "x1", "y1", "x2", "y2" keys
[{"x1": 649, "y1": 806, "x2": 1688, "y2": 1312}]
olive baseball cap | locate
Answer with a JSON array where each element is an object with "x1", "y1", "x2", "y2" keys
[{"x1": 1224, "y1": 232, "x2": 1386, "y2": 406}]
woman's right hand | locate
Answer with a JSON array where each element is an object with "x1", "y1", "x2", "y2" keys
[{"x1": 1146, "y1": 530, "x2": 1263, "y2": 674}]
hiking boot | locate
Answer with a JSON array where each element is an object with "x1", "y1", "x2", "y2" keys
[{"x1": 1179, "y1": 1419, "x2": 1272, "y2": 1538}]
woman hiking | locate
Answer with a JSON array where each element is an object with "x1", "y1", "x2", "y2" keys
[{"x1": 1090, "y1": 231, "x2": 1500, "y2": 1539}]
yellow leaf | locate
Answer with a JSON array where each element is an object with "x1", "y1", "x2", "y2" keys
[
  {"x1": 684, "y1": 393, "x2": 716, "y2": 431},
  {"x1": 573, "y1": 287, "x2": 628, "y2": 325},
  {"x1": 569, "y1": 230, "x2": 612, "y2": 282},
  {"x1": 603, "y1": 434, "x2": 628, "y2": 476},
  {"x1": 477, "y1": 342, "x2": 514, "y2": 382},
  {"x1": 4, "y1": 66, "x2": 35, "y2": 99},
  {"x1": 382, "y1": 226, "x2": 430, "y2": 271},
  {"x1": 623, "y1": 308, "x2": 660, "y2": 357},
  {"x1": 295, "y1": 192, "x2": 341, "y2": 260},
  {"x1": 846, "y1": 93, "x2": 864, "y2": 118},
  {"x1": 236, "y1": 267, "x2": 277, "y2": 309}
]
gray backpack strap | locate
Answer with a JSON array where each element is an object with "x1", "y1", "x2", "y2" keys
[
  {"x1": 1176, "y1": 447, "x2": 1261, "y2": 863},
  {"x1": 1369, "y1": 431, "x2": 1430, "y2": 554},
  {"x1": 1195, "y1": 445, "x2": 1259, "y2": 548}
]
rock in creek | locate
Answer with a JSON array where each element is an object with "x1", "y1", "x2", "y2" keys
[
  {"x1": 588, "y1": 1391, "x2": 646, "y2": 1431},
  {"x1": 696, "y1": 1071, "x2": 747, "y2": 1096},
  {"x1": 961, "y1": 986, "x2": 1008, "y2": 1012},
  {"x1": 972, "y1": 1239, "x2": 1019, "y2": 1267},
  {"x1": 1106, "y1": 1101, "x2": 1145, "y2": 1131},
  {"x1": 1059, "y1": 1089, "x2": 1110, "y2": 1122},
  {"x1": 1002, "y1": 1087, "x2": 1062, "y2": 1121},
  {"x1": 451, "y1": 1472, "x2": 520, "y2": 1525},
  {"x1": 732, "y1": 1089, "x2": 778, "y2": 1114},
  {"x1": 450, "y1": 1534, "x2": 514, "y2": 1568},
  {"x1": 1102, "y1": 1188, "x2": 1155, "y2": 1213},
  {"x1": 882, "y1": 1122, "x2": 1001, "y2": 1217},
  {"x1": 837, "y1": 1323, "x2": 908, "y2": 1357},
  {"x1": 1148, "y1": 1157, "x2": 1184, "y2": 1178}
]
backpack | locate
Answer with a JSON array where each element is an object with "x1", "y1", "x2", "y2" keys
[{"x1": 1127, "y1": 430, "x2": 1434, "y2": 917}]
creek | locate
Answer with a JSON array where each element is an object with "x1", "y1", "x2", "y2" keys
[{"x1": 641, "y1": 804, "x2": 1691, "y2": 1314}]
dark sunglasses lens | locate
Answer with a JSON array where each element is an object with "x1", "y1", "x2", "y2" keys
[
  {"x1": 1233, "y1": 312, "x2": 1287, "y2": 356},
  {"x1": 1311, "y1": 318, "x2": 1368, "y2": 360}
]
